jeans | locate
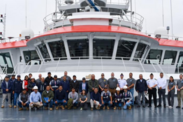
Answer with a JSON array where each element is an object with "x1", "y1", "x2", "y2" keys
[
  {"x1": 158, "y1": 89, "x2": 166, "y2": 106},
  {"x1": 18, "y1": 102, "x2": 29, "y2": 108},
  {"x1": 123, "y1": 101, "x2": 132, "y2": 110},
  {"x1": 114, "y1": 101, "x2": 122, "y2": 107},
  {"x1": 102, "y1": 100, "x2": 112, "y2": 107},
  {"x1": 55, "y1": 100, "x2": 67, "y2": 106},
  {"x1": 13, "y1": 93, "x2": 20, "y2": 106},
  {"x1": 137, "y1": 92, "x2": 145, "y2": 106},
  {"x1": 43, "y1": 100, "x2": 54, "y2": 108},
  {"x1": 73, "y1": 101, "x2": 78, "y2": 106},
  {"x1": 128, "y1": 88, "x2": 134, "y2": 105}
]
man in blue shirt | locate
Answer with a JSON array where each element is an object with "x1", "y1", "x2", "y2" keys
[
  {"x1": 29, "y1": 86, "x2": 43, "y2": 109},
  {"x1": 9, "y1": 75, "x2": 16, "y2": 105},
  {"x1": 79, "y1": 78, "x2": 88, "y2": 94},
  {"x1": 90, "y1": 88, "x2": 101, "y2": 110},
  {"x1": 59, "y1": 76, "x2": 70, "y2": 97}
]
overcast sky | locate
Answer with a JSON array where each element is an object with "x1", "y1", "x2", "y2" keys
[{"x1": 0, "y1": 0, "x2": 183, "y2": 39}]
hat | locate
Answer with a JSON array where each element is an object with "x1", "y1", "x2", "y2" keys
[
  {"x1": 116, "y1": 87, "x2": 120, "y2": 91},
  {"x1": 73, "y1": 75, "x2": 76, "y2": 77},
  {"x1": 82, "y1": 77, "x2": 86, "y2": 80},
  {"x1": 104, "y1": 86, "x2": 108, "y2": 89},
  {"x1": 17, "y1": 75, "x2": 21, "y2": 77},
  {"x1": 54, "y1": 75, "x2": 57, "y2": 78},
  {"x1": 123, "y1": 86, "x2": 128, "y2": 89},
  {"x1": 120, "y1": 73, "x2": 124, "y2": 76},
  {"x1": 48, "y1": 72, "x2": 51, "y2": 74},
  {"x1": 33, "y1": 86, "x2": 38, "y2": 90}
]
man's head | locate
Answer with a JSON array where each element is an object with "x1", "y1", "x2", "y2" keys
[
  {"x1": 101, "y1": 73, "x2": 104, "y2": 79},
  {"x1": 22, "y1": 89, "x2": 27, "y2": 94},
  {"x1": 38, "y1": 74, "x2": 42, "y2": 79},
  {"x1": 12, "y1": 75, "x2": 15, "y2": 79},
  {"x1": 111, "y1": 72, "x2": 114, "y2": 78},
  {"x1": 73, "y1": 75, "x2": 76, "y2": 80},
  {"x1": 180, "y1": 74, "x2": 183, "y2": 79},
  {"x1": 29, "y1": 73, "x2": 32, "y2": 78},
  {"x1": 41, "y1": 77, "x2": 45, "y2": 82},
  {"x1": 5, "y1": 76, "x2": 9, "y2": 81},
  {"x1": 129, "y1": 72, "x2": 133, "y2": 78},
  {"x1": 33, "y1": 86, "x2": 38, "y2": 93},
  {"x1": 91, "y1": 74, "x2": 95, "y2": 80},
  {"x1": 82, "y1": 77, "x2": 86, "y2": 82},
  {"x1": 139, "y1": 74, "x2": 143, "y2": 79},
  {"x1": 150, "y1": 73, "x2": 154, "y2": 79},
  {"x1": 104, "y1": 87, "x2": 108, "y2": 92},
  {"x1": 94, "y1": 88, "x2": 98, "y2": 93},
  {"x1": 48, "y1": 72, "x2": 51, "y2": 77},
  {"x1": 17, "y1": 75, "x2": 21, "y2": 80},
  {"x1": 31, "y1": 78, "x2": 35, "y2": 82},
  {"x1": 72, "y1": 88, "x2": 75, "y2": 93},
  {"x1": 58, "y1": 85, "x2": 63, "y2": 91},
  {"x1": 160, "y1": 72, "x2": 163, "y2": 78},
  {"x1": 120, "y1": 73, "x2": 124, "y2": 79},
  {"x1": 54, "y1": 75, "x2": 57, "y2": 80},
  {"x1": 46, "y1": 86, "x2": 50, "y2": 91},
  {"x1": 64, "y1": 71, "x2": 67, "y2": 76}
]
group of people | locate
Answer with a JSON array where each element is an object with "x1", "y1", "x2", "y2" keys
[{"x1": 1, "y1": 71, "x2": 183, "y2": 111}]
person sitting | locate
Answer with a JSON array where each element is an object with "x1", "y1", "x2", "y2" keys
[
  {"x1": 1, "y1": 76, "x2": 12, "y2": 108},
  {"x1": 18, "y1": 89, "x2": 29, "y2": 111},
  {"x1": 27, "y1": 78, "x2": 36, "y2": 94},
  {"x1": 29, "y1": 86, "x2": 43, "y2": 109},
  {"x1": 42, "y1": 86, "x2": 54, "y2": 111},
  {"x1": 67, "y1": 88, "x2": 78, "y2": 109},
  {"x1": 79, "y1": 90, "x2": 88, "y2": 110},
  {"x1": 55, "y1": 86, "x2": 67, "y2": 110},
  {"x1": 114, "y1": 87, "x2": 123, "y2": 110},
  {"x1": 79, "y1": 77, "x2": 88, "y2": 95},
  {"x1": 37, "y1": 77, "x2": 47, "y2": 94},
  {"x1": 90, "y1": 88, "x2": 101, "y2": 110},
  {"x1": 123, "y1": 86, "x2": 132, "y2": 110},
  {"x1": 101, "y1": 87, "x2": 112, "y2": 110}
]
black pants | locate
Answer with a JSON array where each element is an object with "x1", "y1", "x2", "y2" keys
[
  {"x1": 158, "y1": 89, "x2": 166, "y2": 106},
  {"x1": 80, "y1": 102, "x2": 88, "y2": 110},
  {"x1": 148, "y1": 88, "x2": 157, "y2": 106},
  {"x1": 168, "y1": 90, "x2": 175, "y2": 107}
]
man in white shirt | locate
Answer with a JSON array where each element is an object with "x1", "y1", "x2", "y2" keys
[
  {"x1": 118, "y1": 73, "x2": 127, "y2": 94},
  {"x1": 147, "y1": 73, "x2": 157, "y2": 108},
  {"x1": 157, "y1": 72, "x2": 167, "y2": 108}
]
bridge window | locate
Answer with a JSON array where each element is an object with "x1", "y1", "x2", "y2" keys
[
  {"x1": 163, "y1": 50, "x2": 177, "y2": 65},
  {"x1": 48, "y1": 40, "x2": 67, "y2": 60},
  {"x1": 67, "y1": 39, "x2": 89, "y2": 59},
  {"x1": 38, "y1": 43, "x2": 50, "y2": 59},
  {"x1": 145, "y1": 49, "x2": 162, "y2": 64},
  {"x1": 176, "y1": 51, "x2": 183, "y2": 73},
  {"x1": 0, "y1": 52, "x2": 14, "y2": 74},
  {"x1": 23, "y1": 50, "x2": 40, "y2": 64},
  {"x1": 133, "y1": 43, "x2": 146, "y2": 61},
  {"x1": 116, "y1": 40, "x2": 136, "y2": 60},
  {"x1": 93, "y1": 38, "x2": 115, "y2": 59}
]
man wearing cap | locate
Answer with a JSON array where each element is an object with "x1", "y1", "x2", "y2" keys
[
  {"x1": 29, "y1": 86, "x2": 43, "y2": 109},
  {"x1": 55, "y1": 85, "x2": 67, "y2": 110},
  {"x1": 123, "y1": 86, "x2": 132, "y2": 110},
  {"x1": 42, "y1": 86, "x2": 54, "y2": 111},
  {"x1": 118, "y1": 73, "x2": 127, "y2": 94},
  {"x1": 50, "y1": 75, "x2": 60, "y2": 99},
  {"x1": 28, "y1": 73, "x2": 32, "y2": 83},
  {"x1": 1, "y1": 76, "x2": 12, "y2": 108},
  {"x1": 12, "y1": 75, "x2": 23, "y2": 108},
  {"x1": 61, "y1": 71, "x2": 71, "y2": 82},
  {"x1": 60, "y1": 76, "x2": 70, "y2": 96},
  {"x1": 147, "y1": 73, "x2": 157, "y2": 108},
  {"x1": 157, "y1": 72, "x2": 167, "y2": 108},
  {"x1": 27, "y1": 78, "x2": 37, "y2": 94},
  {"x1": 176, "y1": 74, "x2": 183, "y2": 109},
  {"x1": 88, "y1": 74, "x2": 99, "y2": 97},
  {"x1": 79, "y1": 78, "x2": 88, "y2": 94},
  {"x1": 135, "y1": 74, "x2": 147, "y2": 108},
  {"x1": 70, "y1": 75, "x2": 79, "y2": 92},
  {"x1": 37, "y1": 77, "x2": 47, "y2": 94},
  {"x1": 98, "y1": 73, "x2": 107, "y2": 93},
  {"x1": 18, "y1": 89, "x2": 29, "y2": 111},
  {"x1": 90, "y1": 88, "x2": 101, "y2": 110},
  {"x1": 114, "y1": 87, "x2": 123, "y2": 110},
  {"x1": 45, "y1": 72, "x2": 53, "y2": 86},
  {"x1": 107, "y1": 72, "x2": 118, "y2": 97},
  {"x1": 101, "y1": 87, "x2": 112, "y2": 110},
  {"x1": 127, "y1": 73, "x2": 136, "y2": 105},
  {"x1": 9, "y1": 75, "x2": 16, "y2": 105}
]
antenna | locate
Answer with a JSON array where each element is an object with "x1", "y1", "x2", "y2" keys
[
  {"x1": 25, "y1": 0, "x2": 27, "y2": 28},
  {"x1": 162, "y1": 0, "x2": 164, "y2": 26},
  {"x1": 46, "y1": 0, "x2": 47, "y2": 16},
  {"x1": 170, "y1": 0, "x2": 174, "y2": 39}
]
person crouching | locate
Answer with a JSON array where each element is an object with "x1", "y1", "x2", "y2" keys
[
  {"x1": 101, "y1": 87, "x2": 112, "y2": 110},
  {"x1": 42, "y1": 86, "x2": 54, "y2": 111},
  {"x1": 123, "y1": 86, "x2": 132, "y2": 110},
  {"x1": 18, "y1": 89, "x2": 29, "y2": 111},
  {"x1": 114, "y1": 87, "x2": 123, "y2": 110}
]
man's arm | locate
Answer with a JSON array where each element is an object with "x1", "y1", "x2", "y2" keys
[
  {"x1": 25, "y1": 94, "x2": 29, "y2": 104},
  {"x1": 18, "y1": 93, "x2": 22, "y2": 103}
]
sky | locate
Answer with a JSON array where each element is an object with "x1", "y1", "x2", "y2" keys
[{"x1": 0, "y1": 0, "x2": 183, "y2": 39}]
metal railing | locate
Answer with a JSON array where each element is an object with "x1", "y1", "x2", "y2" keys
[{"x1": 0, "y1": 65, "x2": 7, "y2": 75}]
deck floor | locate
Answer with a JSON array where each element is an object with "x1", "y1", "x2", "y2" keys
[{"x1": 0, "y1": 97, "x2": 182, "y2": 122}]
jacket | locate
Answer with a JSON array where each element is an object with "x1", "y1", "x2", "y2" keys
[
  {"x1": 90, "y1": 92, "x2": 101, "y2": 103},
  {"x1": 55, "y1": 90, "x2": 67, "y2": 100},
  {"x1": 70, "y1": 80, "x2": 79, "y2": 92},
  {"x1": 12, "y1": 79, "x2": 23, "y2": 93},
  {"x1": 1, "y1": 80, "x2": 11, "y2": 93},
  {"x1": 59, "y1": 80, "x2": 70, "y2": 92},
  {"x1": 37, "y1": 82, "x2": 47, "y2": 93},
  {"x1": 45, "y1": 76, "x2": 53, "y2": 86},
  {"x1": 79, "y1": 82, "x2": 88, "y2": 93},
  {"x1": 42, "y1": 90, "x2": 54, "y2": 103},
  {"x1": 88, "y1": 79, "x2": 99, "y2": 92},
  {"x1": 135, "y1": 79, "x2": 148, "y2": 92},
  {"x1": 18, "y1": 92, "x2": 29, "y2": 103},
  {"x1": 9, "y1": 78, "x2": 16, "y2": 92},
  {"x1": 27, "y1": 81, "x2": 36, "y2": 93}
]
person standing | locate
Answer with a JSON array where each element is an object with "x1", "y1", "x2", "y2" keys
[
  {"x1": 70, "y1": 75, "x2": 79, "y2": 92},
  {"x1": 22, "y1": 75, "x2": 29, "y2": 92},
  {"x1": 107, "y1": 72, "x2": 118, "y2": 96},
  {"x1": 135, "y1": 74, "x2": 147, "y2": 108},
  {"x1": 12, "y1": 75, "x2": 23, "y2": 108},
  {"x1": 45, "y1": 72, "x2": 53, "y2": 86},
  {"x1": 176, "y1": 74, "x2": 183, "y2": 109},
  {"x1": 1, "y1": 76, "x2": 12, "y2": 108},
  {"x1": 18, "y1": 89, "x2": 29, "y2": 111},
  {"x1": 27, "y1": 78, "x2": 37, "y2": 94},
  {"x1": 79, "y1": 78, "x2": 88, "y2": 95},
  {"x1": 90, "y1": 88, "x2": 101, "y2": 110},
  {"x1": 36, "y1": 74, "x2": 42, "y2": 84},
  {"x1": 50, "y1": 75, "x2": 60, "y2": 99},
  {"x1": 101, "y1": 87, "x2": 112, "y2": 110},
  {"x1": 42, "y1": 86, "x2": 54, "y2": 111},
  {"x1": 9, "y1": 75, "x2": 16, "y2": 105},
  {"x1": 118, "y1": 73, "x2": 127, "y2": 94},
  {"x1": 61, "y1": 71, "x2": 71, "y2": 82},
  {"x1": 146, "y1": 73, "x2": 157, "y2": 108},
  {"x1": 98, "y1": 73, "x2": 107, "y2": 93},
  {"x1": 88, "y1": 74, "x2": 99, "y2": 96},
  {"x1": 37, "y1": 77, "x2": 47, "y2": 94},
  {"x1": 114, "y1": 87, "x2": 123, "y2": 110},
  {"x1": 127, "y1": 72, "x2": 136, "y2": 105},
  {"x1": 157, "y1": 72, "x2": 167, "y2": 108},
  {"x1": 28, "y1": 73, "x2": 32, "y2": 83},
  {"x1": 60, "y1": 76, "x2": 70, "y2": 96},
  {"x1": 167, "y1": 76, "x2": 175, "y2": 108}
]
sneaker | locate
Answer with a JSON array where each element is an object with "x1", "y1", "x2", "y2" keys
[
  {"x1": 61, "y1": 105, "x2": 65, "y2": 110},
  {"x1": 107, "y1": 106, "x2": 110, "y2": 110},
  {"x1": 96, "y1": 106, "x2": 100, "y2": 110},
  {"x1": 169, "y1": 106, "x2": 173, "y2": 109},
  {"x1": 18, "y1": 108, "x2": 23, "y2": 111},
  {"x1": 176, "y1": 106, "x2": 180, "y2": 108},
  {"x1": 14, "y1": 106, "x2": 16, "y2": 108},
  {"x1": 1, "y1": 106, "x2": 4, "y2": 108},
  {"x1": 9, "y1": 105, "x2": 12, "y2": 108},
  {"x1": 56, "y1": 106, "x2": 59, "y2": 110},
  {"x1": 91, "y1": 108, "x2": 93, "y2": 111},
  {"x1": 113, "y1": 107, "x2": 117, "y2": 110},
  {"x1": 80, "y1": 108, "x2": 83, "y2": 110},
  {"x1": 50, "y1": 108, "x2": 53, "y2": 111},
  {"x1": 103, "y1": 106, "x2": 105, "y2": 110}
]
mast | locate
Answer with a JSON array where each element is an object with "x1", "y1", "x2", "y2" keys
[
  {"x1": 170, "y1": 0, "x2": 174, "y2": 39},
  {"x1": 162, "y1": 0, "x2": 164, "y2": 26}
]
